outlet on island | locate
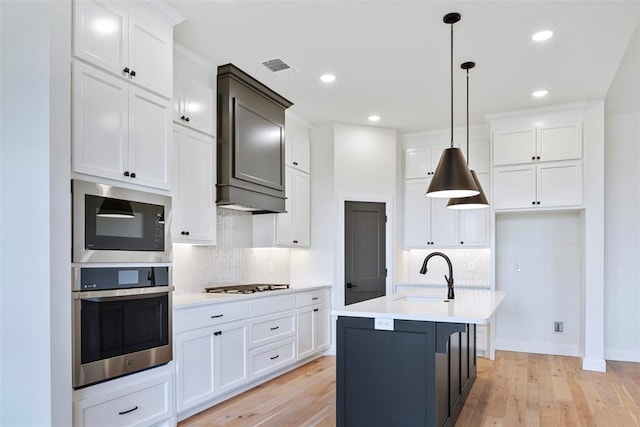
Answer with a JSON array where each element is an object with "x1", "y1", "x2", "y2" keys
[{"x1": 374, "y1": 318, "x2": 394, "y2": 331}]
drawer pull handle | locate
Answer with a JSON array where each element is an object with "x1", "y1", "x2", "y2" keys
[
  {"x1": 270, "y1": 354, "x2": 279, "y2": 360},
  {"x1": 118, "y1": 406, "x2": 138, "y2": 415},
  {"x1": 313, "y1": 308, "x2": 319, "y2": 312},
  {"x1": 214, "y1": 331, "x2": 222, "y2": 336},
  {"x1": 312, "y1": 297, "x2": 319, "y2": 300},
  {"x1": 211, "y1": 314, "x2": 224, "y2": 319},
  {"x1": 270, "y1": 326, "x2": 279, "y2": 331}
]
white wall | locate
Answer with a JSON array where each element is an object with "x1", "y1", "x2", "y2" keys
[
  {"x1": 603, "y1": 20, "x2": 640, "y2": 362},
  {"x1": 494, "y1": 212, "x2": 582, "y2": 356},
  {"x1": 0, "y1": 1, "x2": 72, "y2": 425}
]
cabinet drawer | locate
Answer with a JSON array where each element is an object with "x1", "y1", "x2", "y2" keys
[
  {"x1": 249, "y1": 294, "x2": 296, "y2": 317},
  {"x1": 249, "y1": 338, "x2": 296, "y2": 379},
  {"x1": 249, "y1": 310, "x2": 296, "y2": 348},
  {"x1": 174, "y1": 302, "x2": 249, "y2": 333},
  {"x1": 296, "y1": 289, "x2": 330, "y2": 307},
  {"x1": 74, "y1": 373, "x2": 171, "y2": 427}
]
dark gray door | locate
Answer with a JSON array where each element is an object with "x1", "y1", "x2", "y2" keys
[{"x1": 345, "y1": 201, "x2": 386, "y2": 305}]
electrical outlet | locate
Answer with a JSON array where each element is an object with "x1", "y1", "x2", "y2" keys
[
  {"x1": 268, "y1": 262, "x2": 274, "y2": 273},
  {"x1": 374, "y1": 318, "x2": 394, "y2": 331},
  {"x1": 467, "y1": 262, "x2": 474, "y2": 272},
  {"x1": 553, "y1": 321, "x2": 564, "y2": 334}
]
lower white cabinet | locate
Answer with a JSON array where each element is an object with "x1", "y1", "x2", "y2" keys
[
  {"x1": 249, "y1": 338, "x2": 297, "y2": 379},
  {"x1": 493, "y1": 160, "x2": 582, "y2": 210},
  {"x1": 174, "y1": 320, "x2": 248, "y2": 413},
  {"x1": 73, "y1": 364, "x2": 174, "y2": 427},
  {"x1": 296, "y1": 289, "x2": 331, "y2": 360},
  {"x1": 172, "y1": 125, "x2": 216, "y2": 244}
]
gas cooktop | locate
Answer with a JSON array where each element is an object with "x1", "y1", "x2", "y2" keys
[{"x1": 205, "y1": 284, "x2": 290, "y2": 294}]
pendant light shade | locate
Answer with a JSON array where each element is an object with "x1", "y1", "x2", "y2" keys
[
  {"x1": 447, "y1": 61, "x2": 490, "y2": 209},
  {"x1": 425, "y1": 12, "x2": 479, "y2": 199},
  {"x1": 97, "y1": 198, "x2": 135, "y2": 218}
]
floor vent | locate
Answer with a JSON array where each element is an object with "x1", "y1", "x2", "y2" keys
[{"x1": 261, "y1": 58, "x2": 296, "y2": 73}]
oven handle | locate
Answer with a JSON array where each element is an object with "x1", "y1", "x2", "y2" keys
[{"x1": 73, "y1": 285, "x2": 174, "y2": 300}]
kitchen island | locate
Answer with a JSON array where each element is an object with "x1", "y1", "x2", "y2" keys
[{"x1": 332, "y1": 289, "x2": 505, "y2": 427}]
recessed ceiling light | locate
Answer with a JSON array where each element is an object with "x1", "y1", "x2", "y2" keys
[
  {"x1": 532, "y1": 30, "x2": 553, "y2": 42},
  {"x1": 368, "y1": 115, "x2": 381, "y2": 122},
  {"x1": 532, "y1": 90, "x2": 548, "y2": 97},
  {"x1": 320, "y1": 74, "x2": 336, "y2": 83}
]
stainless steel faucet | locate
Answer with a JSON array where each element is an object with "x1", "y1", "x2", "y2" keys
[{"x1": 419, "y1": 251, "x2": 455, "y2": 299}]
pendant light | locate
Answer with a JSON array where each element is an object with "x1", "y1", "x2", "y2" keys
[
  {"x1": 447, "y1": 61, "x2": 490, "y2": 209},
  {"x1": 97, "y1": 198, "x2": 135, "y2": 218},
  {"x1": 426, "y1": 13, "x2": 479, "y2": 199}
]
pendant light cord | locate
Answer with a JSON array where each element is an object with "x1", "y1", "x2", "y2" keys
[
  {"x1": 450, "y1": 22, "x2": 454, "y2": 149},
  {"x1": 466, "y1": 67, "x2": 469, "y2": 165}
]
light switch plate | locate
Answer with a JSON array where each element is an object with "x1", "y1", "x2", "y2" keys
[{"x1": 374, "y1": 318, "x2": 394, "y2": 331}]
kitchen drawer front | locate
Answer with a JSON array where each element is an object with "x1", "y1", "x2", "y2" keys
[
  {"x1": 249, "y1": 310, "x2": 296, "y2": 348},
  {"x1": 74, "y1": 371, "x2": 171, "y2": 427},
  {"x1": 249, "y1": 338, "x2": 296, "y2": 379},
  {"x1": 174, "y1": 302, "x2": 249, "y2": 333},
  {"x1": 249, "y1": 294, "x2": 296, "y2": 318},
  {"x1": 296, "y1": 288, "x2": 330, "y2": 308}
]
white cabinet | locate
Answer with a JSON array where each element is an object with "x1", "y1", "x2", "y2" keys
[
  {"x1": 493, "y1": 123, "x2": 582, "y2": 166},
  {"x1": 493, "y1": 161, "x2": 582, "y2": 210},
  {"x1": 74, "y1": 0, "x2": 173, "y2": 98},
  {"x1": 403, "y1": 178, "x2": 457, "y2": 248},
  {"x1": 174, "y1": 319, "x2": 248, "y2": 414},
  {"x1": 404, "y1": 175, "x2": 490, "y2": 248},
  {"x1": 73, "y1": 365, "x2": 174, "y2": 427},
  {"x1": 173, "y1": 74, "x2": 215, "y2": 136},
  {"x1": 457, "y1": 173, "x2": 491, "y2": 246},
  {"x1": 172, "y1": 126, "x2": 215, "y2": 244},
  {"x1": 253, "y1": 167, "x2": 310, "y2": 248},
  {"x1": 296, "y1": 289, "x2": 331, "y2": 361},
  {"x1": 73, "y1": 61, "x2": 170, "y2": 189},
  {"x1": 285, "y1": 132, "x2": 310, "y2": 173},
  {"x1": 404, "y1": 143, "x2": 450, "y2": 179}
]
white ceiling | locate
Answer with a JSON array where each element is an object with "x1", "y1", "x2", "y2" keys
[{"x1": 169, "y1": 1, "x2": 640, "y2": 133}]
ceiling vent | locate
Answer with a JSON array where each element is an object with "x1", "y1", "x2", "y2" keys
[{"x1": 261, "y1": 58, "x2": 297, "y2": 74}]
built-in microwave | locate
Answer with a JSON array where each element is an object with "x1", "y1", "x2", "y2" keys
[{"x1": 72, "y1": 179, "x2": 171, "y2": 263}]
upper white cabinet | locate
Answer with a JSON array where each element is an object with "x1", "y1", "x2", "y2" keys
[
  {"x1": 285, "y1": 132, "x2": 311, "y2": 173},
  {"x1": 74, "y1": 0, "x2": 173, "y2": 98},
  {"x1": 172, "y1": 126, "x2": 215, "y2": 244},
  {"x1": 173, "y1": 73, "x2": 215, "y2": 136},
  {"x1": 404, "y1": 143, "x2": 449, "y2": 179},
  {"x1": 457, "y1": 173, "x2": 491, "y2": 246},
  {"x1": 493, "y1": 124, "x2": 582, "y2": 166},
  {"x1": 489, "y1": 105, "x2": 584, "y2": 211},
  {"x1": 73, "y1": 61, "x2": 170, "y2": 189}
]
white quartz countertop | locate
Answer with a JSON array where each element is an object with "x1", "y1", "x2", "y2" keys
[
  {"x1": 173, "y1": 284, "x2": 331, "y2": 309},
  {"x1": 331, "y1": 289, "x2": 506, "y2": 325}
]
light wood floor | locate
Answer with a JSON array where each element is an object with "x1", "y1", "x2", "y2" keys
[{"x1": 179, "y1": 352, "x2": 640, "y2": 426}]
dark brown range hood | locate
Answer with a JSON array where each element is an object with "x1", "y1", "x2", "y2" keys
[{"x1": 216, "y1": 64, "x2": 293, "y2": 214}]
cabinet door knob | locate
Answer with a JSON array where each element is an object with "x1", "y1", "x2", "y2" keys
[
  {"x1": 185, "y1": 117, "x2": 190, "y2": 122},
  {"x1": 123, "y1": 171, "x2": 130, "y2": 177},
  {"x1": 460, "y1": 241, "x2": 464, "y2": 245},
  {"x1": 181, "y1": 231, "x2": 190, "y2": 236},
  {"x1": 213, "y1": 331, "x2": 222, "y2": 336},
  {"x1": 130, "y1": 172, "x2": 136, "y2": 178},
  {"x1": 536, "y1": 156, "x2": 540, "y2": 160},
  {"x1": 129, "y1": 69, "x2": 136, "y2": 77},
  {"x1": 123, "y1": 67, "x2": 130, "y2": 74},
  {"x1": 180, "y1": 115, "x2": 186, "y2": 120},
  {"x1": 293, "y1": 240, "x2": 298, "y2": 244},
  {"x1": 313, "y1": 308, "x2": 319, "y2": 312},
  {"x1": 537, "y1": 201, "x2": 541, "y2": 205},
  {"x1": 293, "y1": 161, "x2": 298, "y2": 166}
]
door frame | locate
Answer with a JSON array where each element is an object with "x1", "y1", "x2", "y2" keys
[{"x1": 336, "y1": 192, "x2": 394, "y2": 308}]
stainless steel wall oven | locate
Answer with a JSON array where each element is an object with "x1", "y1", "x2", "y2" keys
[{"x1": 72, "y1": 266, "x2": 173, "y2": 389}]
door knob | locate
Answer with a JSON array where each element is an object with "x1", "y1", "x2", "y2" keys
[{"x1": 346, "y1": 283, "x2": 358, "y2": 288}]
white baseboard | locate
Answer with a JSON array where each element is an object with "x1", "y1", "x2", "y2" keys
[
  {"x1": 582, "y1": 357, "x2": 606, "y2": 372},
  {"x1": 494, "y1": 340, "x2": 579, "y2": 357},
  {"x1": 604, "y1": 349, "x2": 640, "y2": 363}
]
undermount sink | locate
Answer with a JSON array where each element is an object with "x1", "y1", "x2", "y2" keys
[{"x1": 394, "y1": 295, "x2": 449, "y2": 303}]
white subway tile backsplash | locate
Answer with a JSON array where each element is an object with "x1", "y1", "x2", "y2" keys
[
  {"x1": 173, "y1": 210, "x2": 290, "y2": 293},
  {"x1": 405, "y1": 249, "x2": 490, "y2": 287}
]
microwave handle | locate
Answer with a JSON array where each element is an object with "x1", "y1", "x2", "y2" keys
[{"x1": 74, "y1": 285, "x2": 174, "y2": 300}]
